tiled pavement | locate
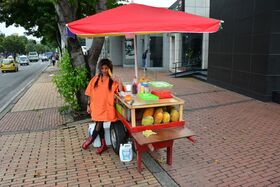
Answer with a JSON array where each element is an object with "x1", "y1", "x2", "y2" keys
[{"x1": 0, "y1": 65, "x2": 279, "y2": 186}]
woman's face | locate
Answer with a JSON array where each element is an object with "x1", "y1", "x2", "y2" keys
[{"x1": 100, "y1": 65, "x2": 110, "y2": 76}]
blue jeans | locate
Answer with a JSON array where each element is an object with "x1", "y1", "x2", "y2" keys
[{"x1": 142, "y1": 59, "x2": 146, "y2": 68}]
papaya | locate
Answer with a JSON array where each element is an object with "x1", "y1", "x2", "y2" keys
[
  {"x1": 162, "y1": 111, "x2": 170, "y2": 123},
  {"x1": 154, "y1": 108, "x2": 163, "y2": 116},
  {"x1": 154, "y1": 112, "x2": 163, "y2": 124},
  {"x1": 170, "y1": 109, "x2": 179, "y2": 122},
  {"x1": 142, "y1": 108, "x2": 154, "y2": 118},
  {"x1": 142, "y1": 116, "x2": 154, "y2": 126}
]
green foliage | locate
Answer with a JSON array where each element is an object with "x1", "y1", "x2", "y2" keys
[
  {"x1": 53, "y1": 50, "x2": 89, "y2": 111},
  {"x1": 2, "y1": 35, "x2": 27, "y2": 55}
]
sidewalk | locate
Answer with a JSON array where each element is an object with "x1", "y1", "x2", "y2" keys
[{"x1": 0, "y1": 65, "x2": 279, "y2": 186}]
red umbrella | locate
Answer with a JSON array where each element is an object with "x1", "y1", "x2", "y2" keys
[{"x1": 67, "y1": 3, "x2": 222, "y2": 78}]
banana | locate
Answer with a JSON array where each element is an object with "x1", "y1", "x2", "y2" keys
[{"x1": 108, "y1": 68, "x2": 112, "y2": 77}]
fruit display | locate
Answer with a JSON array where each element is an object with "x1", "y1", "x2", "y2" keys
[{"x1": 141, "y1": 106, "x2": 179, "y2": 125}]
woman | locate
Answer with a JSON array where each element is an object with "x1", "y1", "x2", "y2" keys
[{"x1": 82, "y1": 59, "x2": 123, "y2": 155}]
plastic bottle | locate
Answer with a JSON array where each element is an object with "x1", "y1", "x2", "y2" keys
[
  {"x1": 119, "y1": 143, "x2": 133, "y2": 162},
  {"x1": 132, "y1": 77, "x2": 138, "y2": 95},
  {"x1": 140, "y1": 83, "x2": 145, "y2": 93},
  {"x1": 142, "y1": 82, "x2": 149, "y2": 93}
]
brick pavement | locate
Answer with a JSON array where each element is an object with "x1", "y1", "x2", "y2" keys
[
  {"x1": 0, "y1": 66, "x2": 279, "y2": 186},
  {"x1": 0, "y1": 124, "x2": 160, "y2": 186}
]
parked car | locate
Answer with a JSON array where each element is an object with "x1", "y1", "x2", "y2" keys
[
  {"x1": 18, "y1": 55, "x2": 30, "y2": 66},
  {"x1": 28, "y1": 51, "x2": 39, "y2": 62},
  {"x1": 1, "y1": 58, "x2": 19, "y2": 72}
]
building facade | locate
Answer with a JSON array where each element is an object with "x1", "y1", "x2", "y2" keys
[{"x1": 208, "y1": 0, "x2": 280, "y2": 102}]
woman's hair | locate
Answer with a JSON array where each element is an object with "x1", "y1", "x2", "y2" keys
[{"x1": 94, "y1": 59, "x2": 114, "y2": 90}]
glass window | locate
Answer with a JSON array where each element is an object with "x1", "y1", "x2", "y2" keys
[
  {"x1": 125, "y1": 39, "x2": 134, "y2": 59},
  {"x1": 182, "y1": 33, "x2": 202, "y2": 68}
]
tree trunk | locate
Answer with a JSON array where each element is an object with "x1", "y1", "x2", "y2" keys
[
  {"x1": 87, "y1": 37, "x2": 105, "y2": 77},
  {"x1": 54, "y1": 0, "x2": 88, "y2": 110},
  {"x1": 54, "y1": 0, "x2": 108, "y2": 110},
  {"x1": 87, "y1": 0, "x2": 108, "y2": 77}
]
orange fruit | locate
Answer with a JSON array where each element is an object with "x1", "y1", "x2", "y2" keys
[{"x1": 124, "y1": 94, "x2": 132, "y2": 102}]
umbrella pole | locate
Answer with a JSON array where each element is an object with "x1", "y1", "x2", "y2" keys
[{"x1": 133, "y1": 34, "x2": 138, "y2": 79}]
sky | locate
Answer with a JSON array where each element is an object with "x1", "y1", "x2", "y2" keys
[
  {"x1": 0, "y1": 22, "x2": 41, "y2": 42},
  {"x1": 0, "y1": 0, "x2": 176, "y2": 42}
]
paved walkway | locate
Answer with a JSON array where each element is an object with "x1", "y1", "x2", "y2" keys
[{"x1": 0, "y1": 65, "x2": 279, "y2": 186}]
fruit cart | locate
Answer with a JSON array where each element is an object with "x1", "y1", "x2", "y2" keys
[
  {"x1": 66, "y1": 2, "x2": 222, "y2": 172},
  {"x1": 110, "y1": 89, "x2": 195, "y2": 172}
]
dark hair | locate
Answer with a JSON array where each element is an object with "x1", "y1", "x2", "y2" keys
[{"x1": 94, "y1": 59, "x2": 113, "y2": 90}]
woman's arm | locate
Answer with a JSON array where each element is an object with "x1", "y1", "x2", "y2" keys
[
  {"x1": 87, "y1": 97, "x2": 91, "y2": 114},
  {"x1": 112, "y1": 75, "x2": 125, "y2": 92}
]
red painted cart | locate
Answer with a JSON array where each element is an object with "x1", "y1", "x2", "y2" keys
[{"x1": 110, "y1": 94, "x2": 195, "y2": 172}]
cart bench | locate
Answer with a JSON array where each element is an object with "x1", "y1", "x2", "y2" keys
[{"x1": 131, "y1": 126, "x2": 195, "y2": 172}]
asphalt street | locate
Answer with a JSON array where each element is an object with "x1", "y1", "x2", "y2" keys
[{"x1": 0, "y1": 60, "x2": 49, "y2": 114}]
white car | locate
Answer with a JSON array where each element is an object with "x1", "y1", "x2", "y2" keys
[
  {"x1": 18, "y1": 55, "x2": 30, "y2": 66},
  {"x1": 28, "y1": 52, "x2": 39, "y2": 62},
  {"x1": 41, "y1": 55, "x2": 49, "y2": 62}
]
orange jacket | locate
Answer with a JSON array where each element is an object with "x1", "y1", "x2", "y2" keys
[{"x1": 85, "y1": 76, "x2": 119, "y2": 122}]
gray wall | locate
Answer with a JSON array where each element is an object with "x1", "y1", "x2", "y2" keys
[{"x1": 208, "y1": 0, "x2": 280, "y2": 101}]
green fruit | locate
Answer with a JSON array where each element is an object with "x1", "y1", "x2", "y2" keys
[{"x1": 142, "y1": 116, "x2": 154, "y2": 126}]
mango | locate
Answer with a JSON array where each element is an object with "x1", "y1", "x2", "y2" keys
[
  {"x1": 162, "y1": 112, "x2": 170, "y2": 123},
  {"x1": 142, "y1": 116, "x2": 154, "y2": 126},
  {"x1": 170, "y1": 109, "x2": 179, "y2": 122},
  {"x1": 154, "y1": 108, "x2": 163, "y2": 116},
  {"x1": 142, "y1": 108, "x2": 154, "y2": 118},
  {"x1": 154, "y1": 112, "x2": 163, "y2": 124}
]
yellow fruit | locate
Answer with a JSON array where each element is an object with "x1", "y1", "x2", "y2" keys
[
  {"x1": 154, "y1": 108, "x2": 163, "y2": 116},
  {"x1": 162, "y1": 112, "x2": 170, "y2": 123},
  {"x1": 170, "y1": 109, "x2": 179, "y2": 122},
  {"x1": 142, "y1": 116, "x2": 154, "y2": 126},
  {"x1": 154, "y1": 112, "x2": 163, "y2": 124},
  {"x1": 142, "y1": 108, "x2": 154, "y2": 118}
]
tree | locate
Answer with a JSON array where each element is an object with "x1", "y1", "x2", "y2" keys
[
  {"x1": 0, "y1": 0, "x2": 121, "y2": 110},
  {"x1": 2, "y1": 35, "x2": 27, "y2": 56},
  {"x1": 0, "y1": 33, "x2": 5, "y2": 53}
]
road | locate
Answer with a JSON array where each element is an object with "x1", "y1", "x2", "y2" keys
[{"x1": 0, "y1": 60, "x2": 49, "y2": 114}]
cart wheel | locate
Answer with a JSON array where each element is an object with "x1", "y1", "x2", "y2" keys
[{"x1": 110, "y1": 121, "x2": 127, "y2": 154}]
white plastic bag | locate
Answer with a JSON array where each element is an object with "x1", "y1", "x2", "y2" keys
[{"x1": 88, "y1": 122, "x2": 111, "y2": 147}]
